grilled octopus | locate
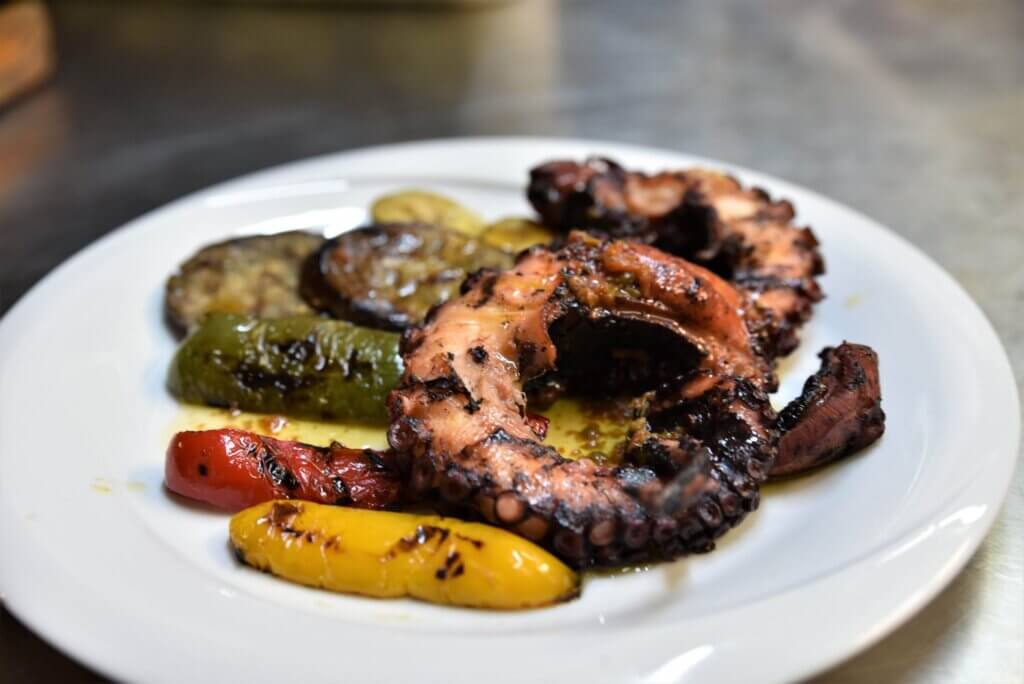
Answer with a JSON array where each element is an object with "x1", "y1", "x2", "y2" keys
[
  {"x1": 527, "y1": 157, "x2": 885, "y2": 480},
  {"x1": 388, "y1": 233, "x2": 781, "y2": 568},
  {"x1": 773, "y1": 343, "x2": 885, "y2": 478},
  {"x1": 528, "y1": 158, "x2": 823, "y2": 357}
]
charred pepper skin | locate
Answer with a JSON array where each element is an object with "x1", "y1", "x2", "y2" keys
[
  {"x1": 165, "y1": 429, "x2": 403, "y2": 511},
  {"x1": 167, "y1": 314, "x2": 403, "y2": 423}
]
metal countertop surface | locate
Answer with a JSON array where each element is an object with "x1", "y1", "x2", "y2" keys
[{"x1": 0, "y1": 1, "x2": 1021, "y2": 681}]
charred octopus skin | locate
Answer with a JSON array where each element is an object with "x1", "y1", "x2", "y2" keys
[
  {"x1": 387, "y1": 233, "x2": 778, "y2": 568},
  {"x1": 528, "y1": 158, "x2": 824, "y2": 357},
  {"x1": 772, "y1": 343, "x2": 885, "y2": 478}
]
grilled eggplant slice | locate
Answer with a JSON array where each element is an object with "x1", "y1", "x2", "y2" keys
[
  {"x1": 301, "y1": 223, "x2": 514, "y2": 331},
  {"x1": 165, "y1": 231, "x2": 324, "y2": 337}
]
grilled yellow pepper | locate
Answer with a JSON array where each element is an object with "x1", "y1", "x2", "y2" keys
[
  {"x1": 229, "y1": 501, "x2": 579, "y2": 609},
  {"x1": 480, "y1": 218, "x2": 555, "y2": 253},
  {"x1": 371, "y1": 190, "x2": 486, "y2": 237}
]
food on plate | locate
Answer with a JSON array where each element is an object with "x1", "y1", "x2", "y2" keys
[
  {"x1": 230, "y1": 500, "x2": 579, "y2": 609},
  {"x1": 300, "y1": 223, "x2": 513, "y2": 331},
  {"x1": 528, "y1": 158, "x2": 823, "y2": 356},
  {"x1": 167, "y1": 313, "x2": 402, "y2": 423},
  {"x1": 371, "y1": 190, "x2": 486, "y2": 237},
  {"x1": 163, "y1": 393, "x2": 878, "y2": 515},
  {"x1": 164, "y1": 231, "x2": 323, "y2": 337},
  {"x1": 165, "y1": 429, "x2": 403, "y2": 511},
  {"x1": 479, "y1": 218, "x2": 555, "y2": 253},
  {"x1": 389, "y1": 233, "x2": 778, "y2": 568},
  {"x1": 772, "y1": 343, "x2": 885, "y2": 478},
  {"x1": 161, "y1": 162, "x2": 887, "y2": 608}
]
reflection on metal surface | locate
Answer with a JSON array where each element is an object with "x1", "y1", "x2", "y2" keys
[
  {"x1": 0, "y1": 91, "x2": 66, "y2": 203},
  {"x1": 90, "y1": 1, "x2": 560, "y2": 132}
]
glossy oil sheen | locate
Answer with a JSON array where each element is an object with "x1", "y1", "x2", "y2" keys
[{"x1": 173, "y1": 396, "x2": 632, "y2": 465}]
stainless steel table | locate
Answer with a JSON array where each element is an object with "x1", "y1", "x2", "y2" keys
[{"x1": 1, "y1": 1, "x2": 1020, "y2": 681}]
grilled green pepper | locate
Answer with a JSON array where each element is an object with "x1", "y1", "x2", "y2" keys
[{"x1": 167, "y1": 314, "x2": 402, "y2": 423}]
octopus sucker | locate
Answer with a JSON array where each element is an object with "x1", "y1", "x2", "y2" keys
[
  {"x1": 388, "y1": 233, "x2": 778, "y2": 568},
  {"x1": 528, "y1": 157, "x2": 824, "y2": 357}
]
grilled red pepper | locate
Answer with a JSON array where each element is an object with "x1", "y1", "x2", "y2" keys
[{"x1": 165, "y1": 429, "x2": 402, "y2": 511}]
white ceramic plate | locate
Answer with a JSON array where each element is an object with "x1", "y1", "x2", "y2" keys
[{"x1": 0, "y1": 138, "x2": 1018, "y2": 684}]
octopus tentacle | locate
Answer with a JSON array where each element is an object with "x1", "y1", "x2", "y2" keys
[
  {"x1": 388, "y1": 233, "x2": 776, "y2": 568},
  {"x1": 772, "y1": 342, "x2": 885, "y2": 478},
  {"x1": 528, "y1": 157, "x2": 824, "y2": 357}
]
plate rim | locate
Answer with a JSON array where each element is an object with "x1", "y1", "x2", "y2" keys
[{"x1": 0, "y1": 135, "x2": 1019, "y2": 684}]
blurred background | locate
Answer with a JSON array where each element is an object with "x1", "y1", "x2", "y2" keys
[{"x1": 0, "y1": 1, "x2": 1021, "y2": 682}]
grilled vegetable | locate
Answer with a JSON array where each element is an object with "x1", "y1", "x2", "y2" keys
[
  {"x1": 230, "y1": 501, "x2": 580, "y2": 609},
  {"x1": 480, "y1": 218, "x2": 555, "y2": 253},
  {"x1": 167, "y1": 314, "x2": 402, "y2": 423},
  {"x1": 371, "y1": 190, "x2": 485, "y2": 236},
  {"x1": 301, "y1": 223, "x2": 513, "y2": 331},
  {"x1": 165, "y1": 231, "x2": 323, "y2": 337},
  {"x1": 165, "y1": 429, "x2": 402, "y2": 511}
]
